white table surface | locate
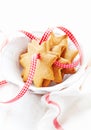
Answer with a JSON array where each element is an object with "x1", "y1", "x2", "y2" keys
[{"x1": 0, "y1": 0, "x2": 91, "y2": 130}]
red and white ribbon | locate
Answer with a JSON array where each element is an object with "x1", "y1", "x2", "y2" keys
[
  {"x1": 20, "y1": 30, "x2": 39, "y2": 41},
  {"x1": 39, "y1": 26, "x2": 82, "y2": 68},
  {"x1": 39, "y1": 28, "x2": 53, "y2": 44},
  {"x1": 0, "y1": 26, "x2": 82, "y2": 103},
  {"x1": 22, "y1": 27, "x2": 82, "y2": 68},
  {"x1": 0, "y1": 54, "x2": 40, "y2": 103}
]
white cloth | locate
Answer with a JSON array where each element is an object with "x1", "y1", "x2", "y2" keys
[
  {"x1": 0, "y1": 31, "x2": 91, "y2": 130},
  {"x1": 0, "y1": 67, "x2": 91, "y2": 130}
]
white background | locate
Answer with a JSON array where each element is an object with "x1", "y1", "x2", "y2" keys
[
  {"x1": 0, "y1": 0, "x2": 91, "y2": 32},
  {"x1": 0, "y1": 0, "x2": 91, "y2": 59}
]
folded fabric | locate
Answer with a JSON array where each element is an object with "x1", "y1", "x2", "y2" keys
[
  {"x1": 0, "y1": 31, "x2": 91, "y2": 130},
  {"x1": 0, "y1": 65, "x2": 91, "y2": 130}
]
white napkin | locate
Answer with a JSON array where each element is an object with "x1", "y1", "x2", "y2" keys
[
  {"x1": 0, "y1": 31, "x2": 91, "y2": 130},
  {"x1": 0, "y1": 67, "x2": 91, "y2": 130}
]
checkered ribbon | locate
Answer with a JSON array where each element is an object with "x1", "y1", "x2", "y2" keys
[
  {"x1": 45, "y1": 93, "x2": 64, "y2": 130},
  {"x1": 40, "y1": 26, "x2": 82, "y2": 68},
  {"x1": 20, "y1": 30, "x2": 39, "y2": 41},
  {"x1": 21, "y1": 26, "x2": 82, "y2": 68},
  {"x1": 0, "y1": 26, "x2": 82, "y2": 101},
  {"x1": 0, "y1": 54, "x2": 39, "y2": 103}
]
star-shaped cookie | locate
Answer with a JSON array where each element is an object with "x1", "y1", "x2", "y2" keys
[
  {"x1": 42, "y1": 57, "x2": 69, "y2": 87},
  {"x1": 61, "y1": 48, "x2": 78, "y2": 75},
  {"x1": 53, "y1": 57, "x2": 69, "y2": 83},
  {"x1": 46, "y1": 32, "x2": 67, "y2": 51},
  {"x1": 51, "y1": 35, "x2": 68, "y2": 57},
  {"x1": 20, "y1": 40, "x2": 57, "y2": 87}
]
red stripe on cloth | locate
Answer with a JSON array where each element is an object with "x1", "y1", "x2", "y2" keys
[
  {"x1": 0, "y1": 80, "x2": 8, "y2": 86},
  {"x1": 45, "y1": 93, "x2": 64, "y2": 130},
  {"x1": 53, "y1": 117, "x2": 64, "y2": 130},
  {"x1": 0, "y1": 39, "x2": 8, "y2": 52}
]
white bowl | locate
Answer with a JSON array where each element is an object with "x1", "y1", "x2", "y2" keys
[{"x1": 0, "y1": 31, "x2": 85, "y2": 94}]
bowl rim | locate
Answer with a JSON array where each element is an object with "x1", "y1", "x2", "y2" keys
[{"x1": 0, "y1": 31, "x2": 85, "y2": 94}]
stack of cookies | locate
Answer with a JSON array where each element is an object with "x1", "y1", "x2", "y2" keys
[{"x1": 19, "y1": 32, "x2": 78, "y2": 87}]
